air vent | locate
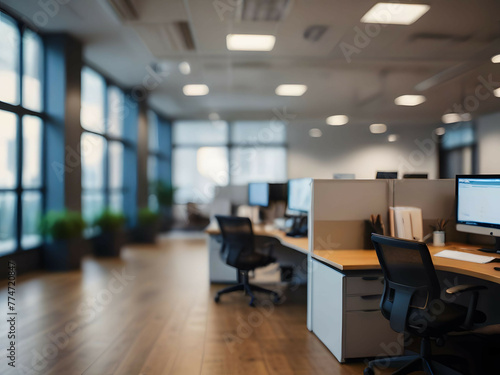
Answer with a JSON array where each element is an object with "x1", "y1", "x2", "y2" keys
[
  {"x1": 133, "y1": 21, "x2": 196, "y2": 55},
  {"x1": 106, "y1": 0, "x2": 138, "y2": 22},
  {"x1": 409, "y1": 33, "x2": 471, "y2": 43},
  {"x1": 304, "y1": 25, "x2": 328, "y2": 42},
  {"x1": 237, "y1": 0, "x2": 291, "y2": 21}
]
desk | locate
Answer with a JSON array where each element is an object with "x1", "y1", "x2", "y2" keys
[
  {"x1": 205, "y1": 225, "x2": 308, "y2": 283},
  {"x1": 313, "y1": 243, "x2": 500, "y2": 284},
  {"x1": 309, "y1": 242, "x2": 500, "y2": 363}
]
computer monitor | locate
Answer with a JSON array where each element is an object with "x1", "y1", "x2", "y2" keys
[
  {"x1": 269, "y1": 183, "x2": 288, "y2": 202},
  {"x1": 456, "y1": 175, "x2": 500, "y2": 251},
  {"x1": 287, "y1": 178, "x2": 311, "y2": 213},
  {"x1": 403, "y1": 173, "x2": 428, "y2": 179},
  {"x1": 334, "y1": 173, "x2": 355, "y2": 179},
  {"x1": 248, "y1": 182, "x2": 269, "y2": 207},
  {"x1": 376, "y1": 171, "x2": 398, "y2": 179}
]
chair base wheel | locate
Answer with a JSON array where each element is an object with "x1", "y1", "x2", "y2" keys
[
  {"x1": 363, "y1": 367, "x2": 375, "y2": 375},
  {"x1": 214, "y1": 295, "x2": 220, "y2": 303}
]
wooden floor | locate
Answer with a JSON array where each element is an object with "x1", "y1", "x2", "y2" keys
[{"x1": 0, "y1": 236, "x2": 368, "y2": 375}]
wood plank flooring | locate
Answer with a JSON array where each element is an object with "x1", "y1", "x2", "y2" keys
[{"x1": 0, "y1": 236, "x2": 368, "y2": 375}]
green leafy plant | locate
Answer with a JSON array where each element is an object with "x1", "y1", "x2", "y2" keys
[
  {"x1": 151, "y1": 180, "x2": 175, "y2": 207},
  {"x1": 138, "y1": 208, "x2": 160, "y2": 226},
  {"x1": 40, "y1": 210, "x2": 86, "y2": 240},
  {"x1": 94, "y1": 210, "x2": 126, "y2": 233},
  {"x1": 431, "y1": 219, "x2": 449, "y2": 232}
]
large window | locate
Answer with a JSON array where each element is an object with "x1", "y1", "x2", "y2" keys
[
  {"x1": 0, "y1": 12, "x2": 44, "y2": 255},
  {"x1": 172, "y1": 120, "x2": 287, "y2": 204},
  {"x1": 148, "y1": 110, "x2": 171, "y2": 211},
  {"x1": 81, "y1": 67, "x2": 129, "y2": 225},
  {"x1": 439, "y1": 122, "x2": 477, "y2": 178}
]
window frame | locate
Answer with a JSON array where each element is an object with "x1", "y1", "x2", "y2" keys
[
  {"x1": 80, "y1": 66, "x2": 134, "y2": 223},
  {"x1": 147, "y1": 110, "x2": 172, "y2": 211},
  {"x1": 0, "y1": 9, "x2": 46, "y2": 255}
]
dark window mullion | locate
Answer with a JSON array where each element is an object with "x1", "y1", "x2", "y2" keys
[{"x1": 16, "y1": 24, "x2": 24, "y2": 251}]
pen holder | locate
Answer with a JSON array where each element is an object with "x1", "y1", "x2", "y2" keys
[{"x1": 433, "y1": 231, "x2": 445, "y2": 246}]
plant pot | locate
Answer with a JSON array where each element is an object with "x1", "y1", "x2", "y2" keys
[
  {"x1": 433, "y1": 231, "x2": 446, "y2": 246},
  {"x1": 93, "y1": 231, "x2": 127, "y2": 257},
  {"x1": 43, "y1": 237, "x2": 87, "y2": 271},
  {"x1": 160, "y1": 206, "x2": 174, "y2": 232},
  {"x1": 133, "y1": 224, "x2": 159, "y2": 244}
]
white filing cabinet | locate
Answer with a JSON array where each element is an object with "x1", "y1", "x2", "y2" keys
[{"x1": 311, "y1": 258, "x2": 403, "y2": 362}]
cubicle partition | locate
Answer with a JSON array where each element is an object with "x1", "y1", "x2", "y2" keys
[
  {"x1": 310, "y1": 179, "x2": 391, "y2": 251},
  {"x1": 309, "y1": 179, "x2": 461, "y2": 252}
]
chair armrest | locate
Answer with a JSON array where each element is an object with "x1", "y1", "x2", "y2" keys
[
  {"x1": 446, "y1": 285, "x2": 487, "y2": 329},
  {"x1": 446, "y1": 284, "x2": 487, "y2": 295}
]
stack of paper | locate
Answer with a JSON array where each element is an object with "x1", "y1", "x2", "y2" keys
[{"x1": 389, "y1": 206, "x2": 423, "y2": 241}]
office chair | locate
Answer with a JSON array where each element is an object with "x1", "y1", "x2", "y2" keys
[
  {"x1": 365, "y1": 234, "x2": 487, "y2": 375},
  {"x1": 214, "y1": 215, "x2": 281, "y2": 307}
]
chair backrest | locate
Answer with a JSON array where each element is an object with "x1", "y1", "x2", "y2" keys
[
  {"x1": 215, "y1": 215, "x2": 255, "y2": 268},
  {"x1": 371, "y1": 234, "x2": 441, "y2": 333}
]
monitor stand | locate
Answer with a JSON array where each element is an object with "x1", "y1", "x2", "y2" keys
[
  {"x1": 286, "y1": 216, "x2": 308, "y2": 238},
  {"x1": 478, "y1": 237, "x2": 500, "y2": 254}
]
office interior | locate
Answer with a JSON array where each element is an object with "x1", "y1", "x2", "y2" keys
[{"x1": 1, "y1": 0, "x2": 500, "y2": 374}]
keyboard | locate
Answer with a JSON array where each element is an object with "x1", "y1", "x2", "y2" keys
[{"x1": 434, "y1": 250, "x2": 496, "y2": 264}]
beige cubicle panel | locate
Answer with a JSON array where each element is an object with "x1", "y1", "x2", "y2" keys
[
  {"x1": 392, "y1": 179, "x2": 468, "y2": 243},
  {"x1": 310, "y1": 180, "x2": 391, "y2": 250}
]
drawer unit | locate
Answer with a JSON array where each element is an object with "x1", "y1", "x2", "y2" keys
[
  {"x1": 344, "y1": 310, "x2": 401, "y2": 359},
  {"x1": 310, "y1": 259, "x2": 402, "y2": 362},
  {"x1": 345, "y1": 294, "x2": 382, "y2": 311},
  {"x1": 345, "y1": 275, "x2": 384, "y2": 296}
]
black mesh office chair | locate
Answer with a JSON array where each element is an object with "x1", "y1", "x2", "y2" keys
[
  {"x1": 214, "y1": 215, "x2": 281, "y2": 307},
  {"x1": 365, "y1": 234, "x2": 487, "y2": 375}
]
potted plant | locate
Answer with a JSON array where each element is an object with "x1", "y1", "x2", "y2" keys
[
  {"x1": 93, "y1": 210, "x2": 127, "y2": 257},
  {"x1": 134, "y1": 208, "x2": 160, "y2": 243},
  {"x1": 431, "y1": 219, "x2": 448, "y2": 246},
  {"x1": 40, "y1": 210, "x2": 87, "y2": 271},
  {"x1": 151, "y1": 180, "x2": 175, "y2": 231}
]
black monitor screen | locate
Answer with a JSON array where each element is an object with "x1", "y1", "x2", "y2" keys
[
  {"x1": 269, "y1": 183, "x2": 288, "y2": 202},
  {"x1": 376, "y1": 171, "x2": 398, "y2": 179},
  {"x1": 248, "y1": 183, "x2": 269, "y2": 207}
]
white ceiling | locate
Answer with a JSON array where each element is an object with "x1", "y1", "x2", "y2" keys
[{"x1": 3, "y1": 0, "x2": 500, "y2": 125}]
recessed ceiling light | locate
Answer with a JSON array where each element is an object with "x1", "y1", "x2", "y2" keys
[
  {"x1": 441, "y1": 113, "x2": 470, "y2": 124},
  {"x1": 326, "y1": 115, "x2": 349, "y2": 126},
  {"x1": 494, "y1": 87, "x2": 500, "y2": 97},
  {"x1": 369, "y1": 123, "x2": 387, "y2": 134},
  {"x1": 226, "y1": 34, "x2": 276, "y2": 51},
  {"x1": 209, "y1": 112, "x2": 220, "y2": 121},
  {"x1": 361, "y1": 3, "x2": 430, "y2": 25},
  {"x1": 275, "y1": 84, "x2": 308, "y2": 96},
  {"x1": 179, "y1": 61, "x2": 191, "y2": 75},
  {"x1": 388, "y1": 134, "x2": 399, "y2": 142},
  {"x1": 394, "y1": 95, "x2": 426, "y2": 106},
  {"x1": 491, "y1": 54, "x2": 500, "y2": 63},
  {"x1": 183, "y1": 84, "x2": 209, "y2": 96},
  {"x1": 435, "y1": 127, "x2": 446, "y2": 136},
  {"x1": 309, "y1": 128, "x2": 322, "y2": 138}
]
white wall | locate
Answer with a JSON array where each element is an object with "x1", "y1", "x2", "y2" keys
[
  {"x1": 476, "y1": 112, "x2": 500, "y2": 174},
  {"x1": 287, "y1": 121, "x2": 439, "y2": 180}
]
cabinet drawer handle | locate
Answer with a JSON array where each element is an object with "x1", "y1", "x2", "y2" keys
[
  {"x1": 360, "y1": 294, "x2": 382, "y2": 300},
  {"x1": 361, "y1": 276, "x2": 379, "y2": 281}
]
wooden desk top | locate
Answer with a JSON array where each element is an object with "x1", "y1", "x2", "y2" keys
[
  {"x1": 205, "y1": 225, "x2": 309, "y2": 254},
  {"x1": 313, "y1": 243, "x2": 500, "y2": 284}
]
